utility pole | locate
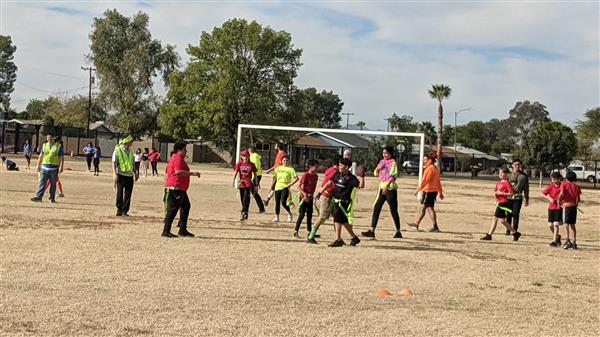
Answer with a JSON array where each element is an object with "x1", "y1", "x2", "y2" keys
[
  {"x1": 81, "y1": 67, "x2": 96, "y2": 135},
  {"x1": 384, "y1": 118, "x2": 391, "y2": 132},
  {"x1": 453, "y1": 107, "x2": 472, "y2": 175},
  {"x1": 342, "y1": 112, "x2": 355, "y2": 129}
]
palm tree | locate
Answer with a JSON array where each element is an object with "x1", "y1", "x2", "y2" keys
[
  {"x1": 357, "y1": 121, "x2": 366, "y2": 130},
  {"x1": 418, "y1": 121, "x2": 436, "y2": 146},
  {"x1": 428, "y1": 84, "x2": 452, "y2": 167}
]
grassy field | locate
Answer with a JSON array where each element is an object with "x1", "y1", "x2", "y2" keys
[{"x1": 1, "y1": 155, "x2": 598, "y2": 337}]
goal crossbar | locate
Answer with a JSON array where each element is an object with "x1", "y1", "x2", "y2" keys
[{"x1": 236, "y1": 124, "x2": 426, "y2": 189}]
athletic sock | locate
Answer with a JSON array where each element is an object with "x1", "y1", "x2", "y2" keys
[{"x1": 308, "y1": 226, "x2": 319, "y2": 240}]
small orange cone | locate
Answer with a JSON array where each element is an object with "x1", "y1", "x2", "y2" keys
[
  {"x1": 399, "y1": 287, "x2": 414, "y2": 297},
  {"x1": 376, "y1": 288, "x2": 392, "y2": 297}
]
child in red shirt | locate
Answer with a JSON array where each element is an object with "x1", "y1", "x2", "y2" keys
[
  {"x1": 233, "y1": 149, "x2": 257, "y2": 221},
  {"x1": 480, "y1": 167, "x2": 521, "y2": 241},
  {"x1": 558, "y1": 171, "x2": 581, "y2": 249},
  {"x1": 542, "y1": 172, "x2": 563, "y2": 247},
  {"x1": 294, "y1": 160, "x2": 319, "y2": 237}
]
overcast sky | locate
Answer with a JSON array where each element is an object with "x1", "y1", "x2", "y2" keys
[{"x1": 2, "y1": 0, "x2": 598, "y2": 130}]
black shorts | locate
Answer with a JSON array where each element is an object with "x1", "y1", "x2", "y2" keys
[
  {"x1": 494, "y1": 202, "x2": 511, "y2": 219},
  {"x1": 563, "y1": 207, "x2": 577, "y2": 225},
  {"x1": 547, "y1": 209, "x2": 562, "y2": 224},
  {"x1": 420, "y1": 192, "x2": 437, "y2": 208},
  {"x1": 332, "y1": 200, "x2": 351, "y2": 224}
]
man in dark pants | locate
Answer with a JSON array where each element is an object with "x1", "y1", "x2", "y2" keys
[
  {"x1": 506, "y1": 159, "x2": 529, "y2": 234},
  {"x1": 162, "y1": 141, "x2": 201, "y2": 238},
  {"x1": 112, "y1": 135, "x2": 138, "y2": 216}
]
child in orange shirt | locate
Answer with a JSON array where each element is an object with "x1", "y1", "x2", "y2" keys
[{"x1": 408, "y1": 153, "x2": 444, "y2": 232}]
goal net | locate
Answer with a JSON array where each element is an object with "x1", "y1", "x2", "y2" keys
[{"x1": 235, "y1": 124, "x2": 426, "y2": 189}]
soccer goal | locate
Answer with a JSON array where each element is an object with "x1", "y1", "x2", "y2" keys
[{"x1": 236, "y1": 124, "x2": 426, "y2": 188}]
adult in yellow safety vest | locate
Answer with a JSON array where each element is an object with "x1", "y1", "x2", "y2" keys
[
  {"x1": 112, "y1": 135, "x2": 138, "y2": 216},
  {"x1": 31, "y1": 134, "x2": 64, "y2": 203}
]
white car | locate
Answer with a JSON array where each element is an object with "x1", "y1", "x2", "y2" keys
[{"x1": 560, "y1": 165, "x2": 600, "y2": 183}]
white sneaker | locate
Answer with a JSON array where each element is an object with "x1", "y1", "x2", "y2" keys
[
  {"x1": 272, "y1": 216, "x2": 279, "y2": 223},
  {"x1": 287, "y1": 213, "x2": 293, "y2": 222}
]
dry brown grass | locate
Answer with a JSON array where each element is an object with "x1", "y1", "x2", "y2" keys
[{"x1": 1, "y1": 156, "x2": 599, "y2": 337}]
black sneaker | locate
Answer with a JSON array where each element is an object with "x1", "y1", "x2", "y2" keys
[
  {"x1": 243, "y1": 213, "x2": 248, "y2": 220},
  {"x1": 293, "y1": 231, "x2": 299, "y2": 238},
  {"x1": 258, "y1": 210, "x2": 266, "y2": 213},
  {"x1": 512, "y1": 232, "x2": 521, "y2": 242},
  {"x1": 361, "y1": 230, "x2": 375, "y2": 238},
  {"x1": 572, "y1": 242, "x2": 578, "y2": 250},
  {"x1": 480, "y1": 234, "x2": 492, "y2": 240},
  {"x1": 307, "y1": 238, "x2": 318, "y2": 244},
  {"x1": 407, "y1": 223, "x2": 419, "y2": 230},
  {"x1": 428, "y1": 226, "x2": 440, "y2": 233},
  {"x1": 178, "y1": 230, "x2": 194, "y2": 237},
  {"x1": 240, "y1": 213, "x2": 245, "y2": 221},
  {"x1": 563, "y1": 240, "x2": 573, "y2": 249},
  {"x1": 116, "y1": 212, "x2": 122, "y2": 216},
  {"x1": 161, "y1": 232, "x2": 178, "y2": 238},
  {"x1": 30, "y1": 197, "x2": 42, "y2": 202},
  {"x1": 121, "y1": 213, "x2": 129, "y2": 217},
  {"x1": 349, "y1": 236, "x2": 361, "y2": 246},
  {"x1": 328, "y1": 239, "x2": 346, "y2": 247},
  {"x1": 48, "y1": 199, "x2": 56, "y2": 203},
  {"x1": 548, "y1": 240, "x2": 559, "y2": 247},
  {"x1": 393, "y1": 231, "x2": 403, "y2": 239}
]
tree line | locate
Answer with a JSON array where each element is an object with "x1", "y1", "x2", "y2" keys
[{"x1": 0, "y1": 9, "x2": 598, "y2": 167}]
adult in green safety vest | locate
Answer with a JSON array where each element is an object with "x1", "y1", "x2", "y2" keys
[
  {"x1": 111, "y1": 135, "x2": 138, "y2": 216},
  {"x1": 31, "y1": 134, "x2": 64, "y2": 203}
]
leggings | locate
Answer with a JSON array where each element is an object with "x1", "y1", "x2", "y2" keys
[
  {"x1": 294, "y1": 199, "x2": 313, "y2": 232},
  {"x1": 371, "y1": 189, "x2": 400, "y2": 231},
  {"x1": 85, "y1": 155, "x2": 93, "y2": 170},
  {"x1": 239, "y1": 187, "x2": 252, "y2": 214},
  {"x1": 93, "y1": 158, "x2": 100, "y2": 174},
  {"x1": 507, "y1": 199, "x2": 523, "y2": 231},
  {"x1": 274, "y1": 188, "x2": 290, "y2": 215},
  {"x1": 151, "y1": 161, "x2": 158, "y2": 175}
]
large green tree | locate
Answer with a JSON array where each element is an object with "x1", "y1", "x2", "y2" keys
[
  {"x1": 575, "y1": 107, "x2": 600, "y2": 159},
  {"x1": 89, "y1": 9, "x2": 179, "y2": 135},
  {"x1": 523, "y1": 121, "x2": 578, "y2": 185},
  {"x1": 160, "y1": 19, "x2": 303, "y2": 160},
  {"x1": 428, "y1": 84, "x2": 452, "y2": 164},
  {"x1": 0, "y1": 35, "x2": 17, "y2": 117},
  {"x1": 506, "y1": 100, "x2": 550, "y2": 146},
  {"x1": 290, "y1": 87, "x2": 343, "y2": 128}
]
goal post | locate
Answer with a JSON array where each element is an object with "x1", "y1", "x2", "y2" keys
[{"x1": 236, "y1": 124, "x2": 426, "y2": 190}]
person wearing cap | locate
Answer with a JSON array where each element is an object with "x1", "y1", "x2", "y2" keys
[
  {"x1": 31, "y1": 134, "x2": 64, "y2": 203},
  {"x1": 408, "y1": 153, "x2": 444, "y2": 232},
  {"x1": 112, "y1": 135, "x2": 138, "y2": 216},
  {"x1": 162, "y1": 141, "x2": 201, "y2": 237},
  {"x1": 233, "y1": 149, "x2": 258, "y2": 221},
  {"x1": 248, "y1": 147, "x2": 266, "y2": 213}
]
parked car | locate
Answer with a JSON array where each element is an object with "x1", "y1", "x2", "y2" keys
[
  {"x1": 402, "y1": 160, "x2": 420, "y2": 175},
  {"x1": 559, "y1": 164, "x2": 600, "y2": 183}
]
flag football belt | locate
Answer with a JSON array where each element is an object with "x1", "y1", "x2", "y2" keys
[
  {"x1": 332, "y1": 198, "x2": 354, "y2": 224},
  {"x1": 496, "y1": 204, "x2": 512, "y2": 213}
]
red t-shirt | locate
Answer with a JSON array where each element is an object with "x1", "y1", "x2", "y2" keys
[
  {"x1": 273, "y1": 150, "x2": 286, "y2": 168},
  {"x1": 560, "y1": 181, "x2": 581, "y2": 205},
  {"x1": 542, "y1": 183, "x2": 562, "y2": 210},
  {"x1": 165, "y1": 154, "x2": 190, "y2": 191},
  {"x1": 322, "y1": 166, "x2": 338, "y2": 195},
  {"x1": 495, "y1": 180, "x2": 514, "y2": 204},
  {"x1": 235, "y1": 161, "x2": 257, "y2": 188},
  {"x1": 149, "y1": 151, "x2": 161, "y2": 162},
  {"x1": 300, "y1": 172, "x2": 318, "y2": 198}
]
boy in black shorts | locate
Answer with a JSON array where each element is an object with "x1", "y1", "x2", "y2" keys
[
  {"x1": 317, "y1": 158, "x2": 362, "y2": 247},
  {"x1": 480, "y1": 167, "x2": 521, "y2": 241},
  {"x1": 541, "y1": 172, "x2": 563, "y2": 247},
  {"x1": 558, "y1": 171, "x2": 581, "y2": 249}
]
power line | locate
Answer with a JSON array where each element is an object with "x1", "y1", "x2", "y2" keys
[{"x1": 19, "y1": 65, "x2": 87, "y2": 81}]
